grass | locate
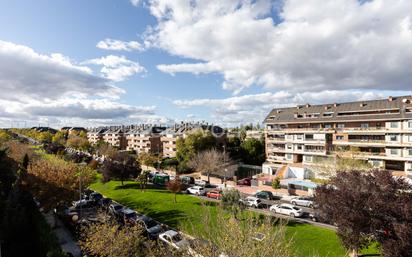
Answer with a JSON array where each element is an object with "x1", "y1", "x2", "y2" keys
[{"x1": 90, "y1": 180, "x2": 379, "y2": 257}]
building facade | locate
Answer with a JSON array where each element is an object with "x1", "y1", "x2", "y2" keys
[
  {"x1": 102, "y1": 128, "x2": 127, "y2": 149},
  {"x1": 263, "y1": 96, "x2": 412, "y2": 178},
  {"x1": 126, "y1": 126, "x2": 165, "y2": 154},
  {"x1": 86, "y1": 128, "x2": 107, "y2": 145}
]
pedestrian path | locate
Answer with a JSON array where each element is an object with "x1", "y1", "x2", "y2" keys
[{"x1": 43, "y1": 212, "x2": 82, "y2": 257}]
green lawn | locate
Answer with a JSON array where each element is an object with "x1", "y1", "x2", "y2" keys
[{"x1": 90, "y1": 180, "x2": 378, "y2": 257}]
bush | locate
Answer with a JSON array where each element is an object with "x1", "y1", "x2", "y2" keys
[{"x1": 272, "y1": 177, "x2": 281, "y2": 189}]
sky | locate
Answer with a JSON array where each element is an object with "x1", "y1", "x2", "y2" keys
[{"x1": 1, "y1": 0, "x2": 412, "y2": 128}]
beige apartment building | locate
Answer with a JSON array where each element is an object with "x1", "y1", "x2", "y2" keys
[
  {"x1": 102, "y1": 128, "x2": 127, "y2": 149},
  {"x1": 87, "y1": 128, "x2": 107, "y2": 145},
  {"x1": 263, "y1": 96, "x2": 412, "y2": 178},
  {"x1": 126, "y1": 126, "x2": 165, "y2": 154}
]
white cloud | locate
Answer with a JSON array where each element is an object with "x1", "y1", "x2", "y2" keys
[
  {"x1": 130, "y1": 0, "x2": 141, "y2": 7},
  {"x1": 0, "y1": 40, "x2": 122, "y2": 101},
  {"x1": 147, "y1": 0, "x2": 412, "y2": 94},
  {"x1": 84, "y1": 55, "x2": 146, "y2": 82},
  {"x1": 173, "y1": 90, "x2": 391, "y2": 125},
  {"x1": 97, "y1": 38, "x2": 144, "y2": 51},
  {"x1": 0, "y1": 40, "x2": 159, "y2": 128}
]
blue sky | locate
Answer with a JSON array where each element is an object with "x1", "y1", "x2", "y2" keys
[{"x1": 0, "y1": 0, "x2": 412, "y2": 128}]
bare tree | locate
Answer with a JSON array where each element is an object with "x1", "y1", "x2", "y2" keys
[
  {"x1": 166, "y1": 176, "x2": 182, "y2": 203},
  {"x1": 188, "y1": 149, "x2": 232, "y2": 183}
]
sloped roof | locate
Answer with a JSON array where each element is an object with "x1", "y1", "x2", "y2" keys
[{"x1": 264, "y1": 95, "x2": 412, "y2": 124}]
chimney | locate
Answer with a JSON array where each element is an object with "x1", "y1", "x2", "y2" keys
[
  {"x1": 388, "y1": 96, "x2": 393, "y2": 102},
  {"x1": 333, "y1": 103, "x2": 338, "y2": 107},
  {"x1": 360, "y1": 103, "x2": 366, "y2": 107},
  {"x1": 305, "y1": 103, "x2": 310, "y2": 108}
]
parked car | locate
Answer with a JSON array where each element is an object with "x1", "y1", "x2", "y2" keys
[
  {"x1": 239, "y1": 196, "x2": 263, "y2": 208},
  {"x1": 254, "y1": 190, "x2": 281, "y2": 201},
  {"x1": 270, "y1": 203, "x2": 303, "y2": 217},
  {"x1": 186, "y1": 186, "x2": 206, "y2": 196},
  {"x1": 98, "y1": 197, "x2": 112, "y2": 208},
  {"x1": 119, "y1": 208, "x2": 138, "y2": 225},
  {"x1": 159, "y1": 230, "x2": 190, "y2": 250},
  {"x1": 206, "y1": 190, "x2": 223, "y2": 200},
  {"x1": 108, "y1": 203, "x2": 124, "y2": 218},
  {"x1": 69, "y1": 199, "x2": 95, "y2": 211},
  {"x1": 89, "y1": 192, "x2": 103, "y2": 203},
  {"x1": 135, "y1": 215, "x2": 163, "y2": 239},
  {"x1": 195, "y1": 179, "x2": 209, "y2": 187},
  {"x1": 237, "y1": 178, "x2": 251, "y2": 186},
  {"x1": 291, "y1": 196, "x2": 314, "y2": 208}
]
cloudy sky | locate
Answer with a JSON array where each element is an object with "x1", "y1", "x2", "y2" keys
[{"x1": 1, "y1": 0, "x2": 412, "y2": 128}]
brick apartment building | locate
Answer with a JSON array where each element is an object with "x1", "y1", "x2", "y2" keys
[{"x1": 263, "y1": 95, "x2": 412, "y2": 178}]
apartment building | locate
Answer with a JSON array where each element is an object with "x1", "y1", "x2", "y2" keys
[
  {"x1": 102, "y1": 128, "x2": 127, "y2": 149},
  {"x1": 263, "y1": 96, "x2": 412, "y2": 178},
  {"x1": 246, "y1": 130, "x2": 264, "y2": 140},
  {"x1": 87, "y1": 128, "x2": 107, "y2": 145},
  {"x1": 126, "y1": 125, "x2": 166, "y2": 154}
]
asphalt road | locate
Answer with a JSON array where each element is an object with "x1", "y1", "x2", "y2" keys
[{"x1": 194, "y1": 191, "x2": 337, "y2": 231}]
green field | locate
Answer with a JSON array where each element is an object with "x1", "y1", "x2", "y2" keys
[{"x1": 90, "y1": 180, "x2": 378, "y2": 257}]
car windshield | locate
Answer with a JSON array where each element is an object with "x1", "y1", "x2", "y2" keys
[
  {"x1": 126, "y1": 212, "x2": 136, "y2": 219},
  {"x1": 114, "y1": 205, "x2": 123, "y2": 210},
  {"x1": 172, "y1": 234, "x2": 183, "y2": 243},
  {"x1": 145, "y1": 219, "x2": 157, "y2": 228},
  {"x1": 292, "y1": 207, "x2": 300, "y2": 211}
]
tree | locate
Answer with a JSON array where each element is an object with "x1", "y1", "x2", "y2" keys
[
  {"x1": 176, "y1": 130, "x2": 217, "y2": 172},
  {"x1": 138, "y1": 152, "x2": 158, "y2": 169},
  {"x1": 161, "y1": 157, "x2": 179, "y2": 171},
  {"x1": 188, "y1": 149, "x2": 231, "y2": 183},
  {"x1": 190, "y1": 206, "x2": 294, "y2": 257},
  {"x1": 27, "y1": 158, "x2": 96, "y2": 210},
  {"x1": 95, "y1": 140, "x2": 117, "y2": 158},
  {"x1": 66, "y1": 136, "x2": 90, "y2": 150},
  {"x1": 315, "y1": 169, "x2": 412, "y2": 256},
  {"x1": 220, "y1": 188, "x2": 244, "y2": 219},
  {"x1": 0, "y1": 129, "x2": 11, "y2": 143},
  {"x1": 166, "y1": 177, "x2": 182, "y2": 203},
  {"x1": 102, "y1": 152, "x2": 141, "y2": 185},
  {"x1": 271, "y1": 177, "x2": 280, "y2": 189},
  {"x1": 136, "y1": 170, "x2": 150, "y2": 192},
  {"x1": 239, "y1": 138, "x2": 265, "y2": 165},
  {"x1": 79, "y1": 221, "x2": 149, "y2": 257},
  {"x1": 52, "y1": 131, "x2": 67, "y2": 145}
]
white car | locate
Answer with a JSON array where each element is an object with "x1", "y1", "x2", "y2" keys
[
  {"x1": 186, "y1": 186, "x2": 206, "y2": 196},
  {"x1": 194, "y1": 179, "x2": 209, "y2": 187},
  {"x1": 291, "y1": 196, "x2": 314, "y2": 208},
  {"x1": 270, "y1": 203, "x2": 303, "y2": 217},
  {"x1": 239, "y1": 196, "x2": 263, "y2": 208},
  {"x1": 158, "y1": 230, "x2": 190, "y2": 250}
]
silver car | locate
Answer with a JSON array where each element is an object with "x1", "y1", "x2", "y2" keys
[{"x1": 290, "y1": 196, "x2": 314, "y2": 208}]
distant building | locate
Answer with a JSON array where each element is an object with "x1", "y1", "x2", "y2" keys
[
  {"x1": 102, "y1": 128, "x2": 127, "y2": 149},
  {"x1": 31, "y1": 127, "x2": 57, "y2": 134},
  {"x1": 87, "y1": 128, "x2": 107, "y2": 145},
  {"x1": 126, "y1": 125, "x2": 166, "y2": 154},
  {"x1": 61, "y1": 126, "x2": 87, "y2": 135},
  {"x1": 263, "y1": 95, "x2": 412, "y2": 178},
  {"x1": 246, "y1": 130, "x2": 264, "y2": 140}
]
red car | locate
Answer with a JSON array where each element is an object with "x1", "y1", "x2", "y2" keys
[
  {"x1": 237, "y1": 178, "x2": 251, "y2": 186},
  {"x1": 206, "y1": 190, "x2": 223, "y2": 200}
]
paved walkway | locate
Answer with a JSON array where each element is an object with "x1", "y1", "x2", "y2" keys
[{"x1": 43, "y1": 212, "x2": 82, "y2": 257}]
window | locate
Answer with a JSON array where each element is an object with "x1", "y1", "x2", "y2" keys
[
  {"x1": 408, "y1": 135, "x2": 412, "y2": 142},
  {"x1": 390, "y1": 122, "x2": 399, "y2": 128},
  {"x1": 408, "y1": 149, "x2": 412, "y2": 156},
  {"x1": 296, "y1": 134, "x2": 303, "y2": 140},
  {"x1": 390, "y1": 149, "x2": 399, "y2": 155},
  {"x1": 324, "y1": 124, "x2": 332, "y2": 129},
  {"x1": 287, "y1": 144, "x2": 293, "y2": 150},
  {"x1": 371, "y1": 160, "x2": 381, "y2": 167},
  {"x1": 389, "y1": 134, "x2": 398, "y2": 142},
  {"x1": 337, "y1": 123, "x2": 345, "y2": 129},
  {"x1": 376, "y1": 123, "x2": 381, "y2": 129},
  {"x1": 323, "y1": 112, "x2": 334, "y2": 117},
  {"x1": 408, "y1": 121, "x2": 412, "y2": 128},
  {"x1": 336, "y1": 136, "x2": 344, "y2": 140},
  {"x1": 361, "y1": 123, "x2": 369, "y2": 129},
  {"x1": 286, "y1": 154, "x2": 293, "y2": 160},
  {"x1": 296, "y1": 145, "x2": 303, "y2": 150},
  {"x1": 304, "y1": 155, "x2": 313, "y2": 162}
]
